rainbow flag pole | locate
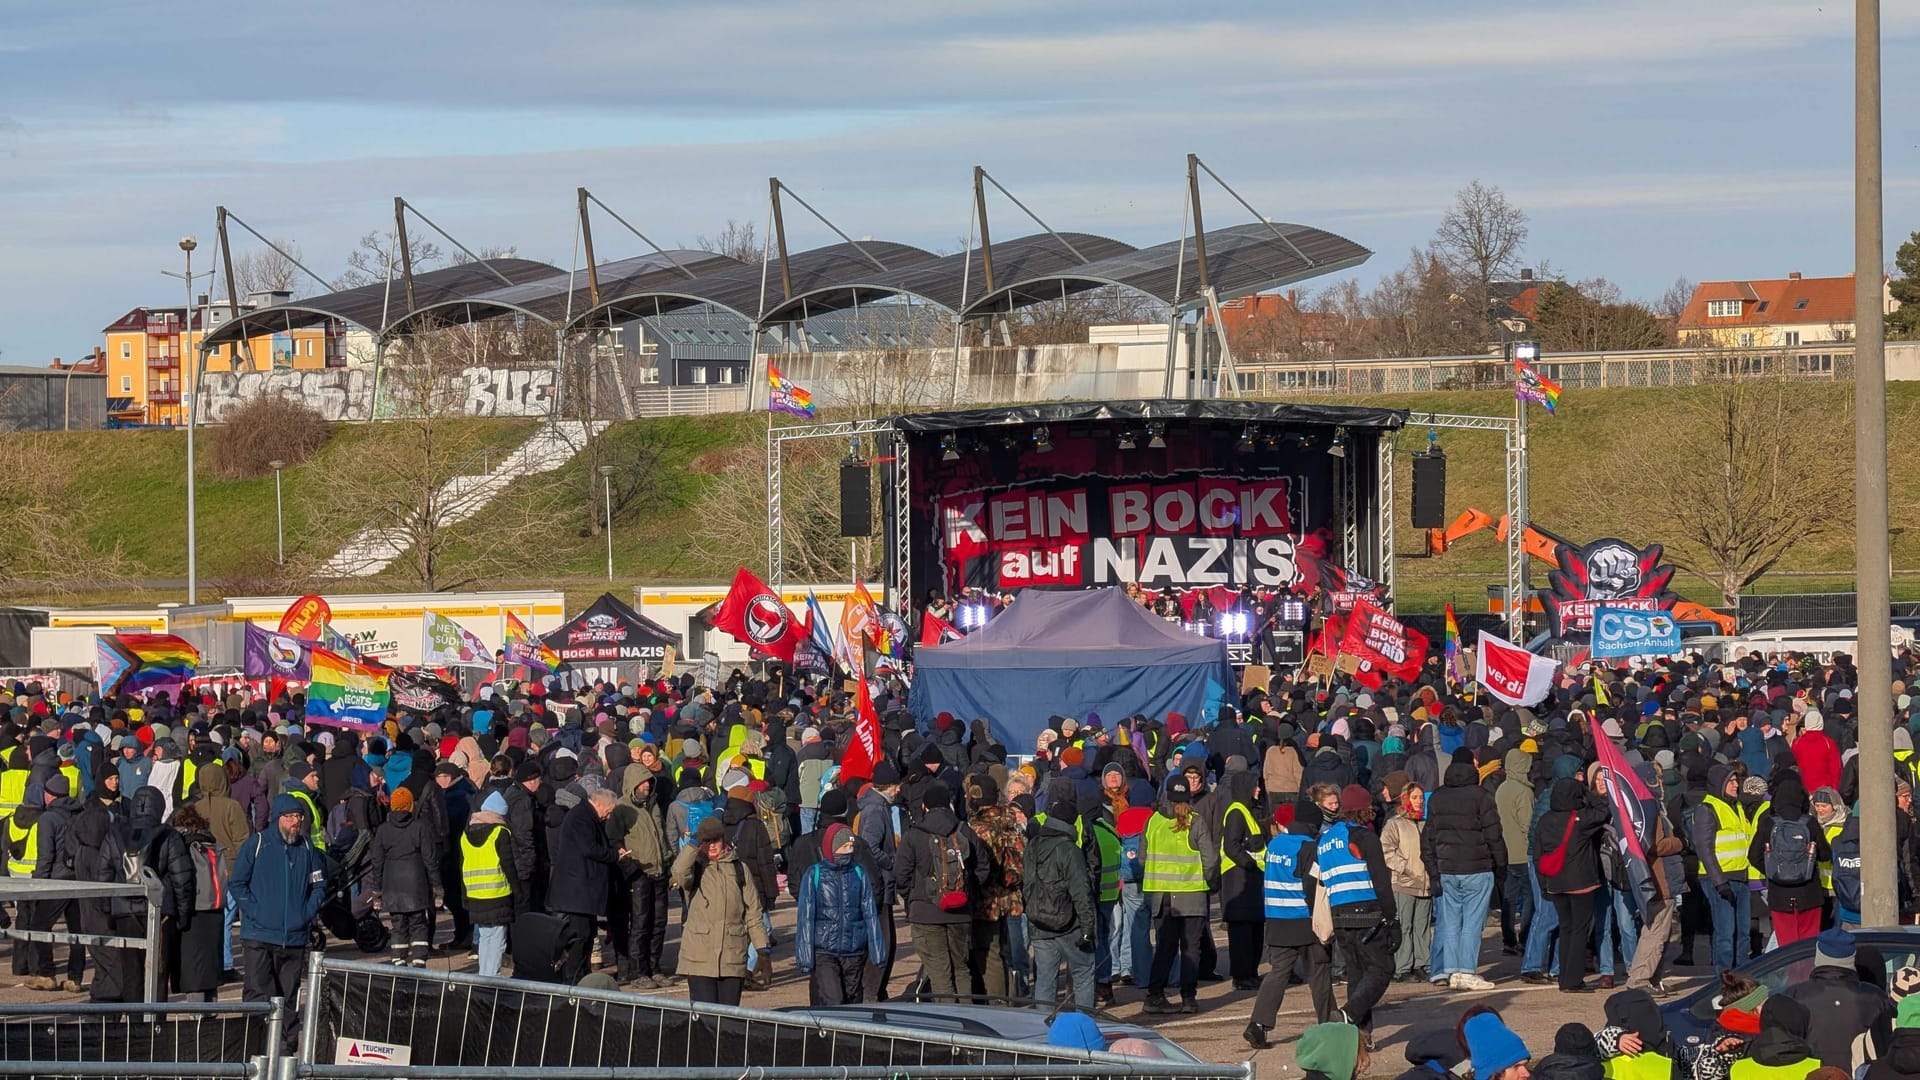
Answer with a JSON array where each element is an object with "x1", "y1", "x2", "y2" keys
[
  {"x1": 768, "y1": 362, "x2": 816, "y2": 418},
  {"x1": 1514, "y1": 357, "x2": 1562, "y2": 414},
  {"x1": 1443, "y1": 602, "x2": 1466, "y2": 687}
]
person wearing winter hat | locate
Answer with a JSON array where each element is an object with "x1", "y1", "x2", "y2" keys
[
  {"x1": 1865, "y1": 994, "x2": 1920, "y2": 1080},
  {"x1": 1719, "y1": 995, "x2": 1817, "y2": 1080},
  {"x1": 1463, "y1": 1012, "x2": 1531, "y2": 1080},
  {"x1": 792, "y1": 821, "x2": 884, "y2": 1005},
  {"x1": 1783, "y1": 928, "x2": 1896, "y2": 1070},
  {"x1": 1296, "y1": 1021, "x2": 1370, "y2": 1080},
  {"x1": 1793, "y1": 708, "x2": 1842, "y2": 793},
  {"x1": 1141, "y1": 775, "x2": 1208, "y2": 1014},
  {"x1": 461, "y1": 789, "x2": 521, "y2": 976},
  {"x1": 1532, "y1": 1023, "x2": 1602, "y2": 1080},
  {"x1": 229, "y1": 793, "x2": 328, "y2": 1006}
]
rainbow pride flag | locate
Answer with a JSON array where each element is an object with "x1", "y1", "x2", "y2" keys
[
  {"x1": 1443, "y1": 602, "x2": 1466, "y2": 687},
  {"x1": 768, "y1": 362, "x2": 816, "y2": 418},
  {"x1": 305, "y1": 648, "x2": 390, "y2": 728},
  {"x1": 95, "y1": 633, "x2": 199, "y2": 697},
  {"x1": 503, "y1": 611, "x2": 560, "y2": 675},
  {"x1": 1515, "y1": 359, "x2": 1562, "y2": 414}
]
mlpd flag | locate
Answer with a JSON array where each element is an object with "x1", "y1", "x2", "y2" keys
[
  {"x1": 711, "y1": 567, "x2": 804, "y2": 664},
  {"x1": 1474, "y1": 630, "x2": 1560, "y2": 706},
  {"x1": 1592, "y1": 721, "x2": 1660, "y2": 916}
]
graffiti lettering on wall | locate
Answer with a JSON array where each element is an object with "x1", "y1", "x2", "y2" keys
[
  {"x1": 198, "y1": 366, "x2": 556, "y2": 423},
  {"x1": 461, "y1": 367, "x2": 553, "y2": 417}
]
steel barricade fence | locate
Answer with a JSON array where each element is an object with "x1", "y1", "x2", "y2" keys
[
  {"x1": 0, "y1": 999, "x2": 283, "y2": 1080},
  {"x1": 303, "y1": 956, "x2": 1253, "y2": 1080}
]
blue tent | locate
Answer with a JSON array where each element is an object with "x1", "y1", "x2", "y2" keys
[{"x1": 909, "y1": 587, "x2": 1235, "y2": 753}]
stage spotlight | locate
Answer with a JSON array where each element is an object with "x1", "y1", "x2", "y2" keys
[
  {"x1": 1216, "y1": 610, "x2": 1251, "y2": 639},
  {"x1": 1278, "y1": 598, "x2": 1309, "y2": 626},
  {"x1": 1237, "y1": 424, "x2": 1257, "y2": 453},
  {"x1": 957, "y1": 603, "x2": 991, "y2": 630},
  {"x1": 1328, "y1": 428, "x2": 1349, "y2": 459},
  {"x1": 1146, "y1": 421, "x2": 1167, "y2": 449},
  {"x1": 1294, "y1": 433, "x2": 1313, "y2": 449},
  {"x1": 1117, "y1": 428, "x2": 1138, "y2": 451},
  {"x1": 1032, "y1": 425, "x2": 1053, "y2": 453},
  {"x1": 940, "y1": 434, "x2": 960, "y2": 462}
]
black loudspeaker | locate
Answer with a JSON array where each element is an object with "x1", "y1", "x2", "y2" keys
[
  {"x1": 840, "y1": 462, "x2": 872, "y2": 537},
  {"x1": 1411, "y1": 450, "x2": 1447, "y2": 529}
]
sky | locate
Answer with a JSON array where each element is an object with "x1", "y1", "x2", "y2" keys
[{"x1": 2, "y1": 0, "x2": 1916, "y2": 364}]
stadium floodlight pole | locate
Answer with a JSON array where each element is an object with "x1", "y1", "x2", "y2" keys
[
  {"x1": 269, "y1": 459, "x2": 286, "y2": 565},
  {"x1": 599, "y1": 464, "x2": 616, "y2": 583},
  {"x1": 1854, "y1": 0, "x2": 1896, "y2": 928},
  {"x1": 159, "y1": 237, "x2": 206, "y2": 604}
]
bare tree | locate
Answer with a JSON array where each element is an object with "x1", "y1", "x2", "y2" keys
[
  {"x1": 690, "y1": 438, "x2": 849, "y2": 583},
  {"x1": 1656, "y1": 277, "x2": 1696, "y2": 321},
  {"x1": 1317, "y1": 248, "x2": 1481, "y2": 359},
  {"x1": 231, "y1": 242, "x2": 306, "y2": 298},
  {"x1": 1611, "y1": 366, "x2": 1853, "y2": 606},
  {"x1": 1533, "y1": 277, "x2": 1674, "y2": 352},
  {"x1": 1001, "y1": 285, "x2": 1168, "y2": 346},
  {"x1": 697, "y1": 220, "x2": 764, "y2": 265},
  {"x1": 301, "y1": 355, "x2": 561, "y2": 590},
  {"x1": 1432, "y1": 181, "x2": 1528, "y2": 339},
  {"x1": 333, "y1": 229, "x2": 446, "y2": 290}
]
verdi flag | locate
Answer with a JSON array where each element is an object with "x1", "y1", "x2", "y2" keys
[
  {"x1": 1474, "y1": 631, "x2": 1560, "y2": 707},
  {"x1": 306, "y1": 648, "x2": 390, "y2": 728}
]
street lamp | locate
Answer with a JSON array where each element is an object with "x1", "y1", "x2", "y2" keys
[
  {"x1": 268, "y1": 459, "x2": 286, "y2": 565},
  {"x1": 158, "y1": 236, "x2": 209, "y2": 604},
  {"x1": 598, "y1": 464, "x2": 615, "y2": 582}
]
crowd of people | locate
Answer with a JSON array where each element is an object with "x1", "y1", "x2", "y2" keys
[{"x1": 5, "y1": 637, "x2": 1920, "y2": 1080}]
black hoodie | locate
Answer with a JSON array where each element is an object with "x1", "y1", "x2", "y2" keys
[
  {"x1": 894, "y1": 805, "x2": 987, "y2": 925},
  {"x1": 1538, "y1": 778, "x2": 1610, "y2": 895},
  {"x1": 1421, "y1": 760, "x2": 1506, "y2": 876},
  {"x1": 1866, "y1": 1027, "x2": 1920, "y2": 1080},
  {"x1": 1393, "y1": 1026, "x2": 1467, "y2": 1080},
  {"x1": 1748, "y1": 995, "x2": 1817, "y2": 1070}
]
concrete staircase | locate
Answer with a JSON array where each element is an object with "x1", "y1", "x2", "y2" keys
[{"x1": 321, "y1": 420, "x2": 607, "y2": 578}]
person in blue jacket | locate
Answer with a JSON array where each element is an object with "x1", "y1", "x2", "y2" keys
[
  {"x1": 794, "y1": 822, "x2": 885, "y2": 1005},
  {"x1": 229, "y1": 793, "x2": 327, "y2": 1007}
]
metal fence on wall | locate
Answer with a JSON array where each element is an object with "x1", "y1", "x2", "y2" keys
[{"x1": 1234, "y1": 344, "x2": 1857, "y2": 397}]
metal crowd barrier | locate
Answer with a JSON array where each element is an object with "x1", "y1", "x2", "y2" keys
[
  {"x1": 301, "y1": 955, "x2": 1255, "y2": 1080},
  {"x1": 0, "y1": 877, "x2": 168, "y2": 1002},
  {"x1": 0, "y1": 999, "x2": 284, "y2": 1080}
]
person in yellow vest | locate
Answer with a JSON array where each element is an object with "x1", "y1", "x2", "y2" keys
[
  {"x1": 1140, "y1": 774, "x2": 1208, "y2": 1015},
  {"x1": 284, "y1": 763, "x2": 328, "y2": 852},
  {"x1": 1596, "y1": 988, "x2": 1679, "y2": 1080},
  {"x1": 0, "y1": 737, "x2": 28, "y2": 828},
  {"x1": 461, "y1": 790, "x2": 521, "y2": 977},
  {"x1": 53, "y1": 744, "x2": 81, "y2": 806},
  {"x1": 1692, "y1": 765, "x2": 1752, "y2": 972},
  {"x1": 1217, "y1": 770, "x2": 1267, "y2": 992},
  {"x1": 1072, "y1": 787, "x2": 1124, "y2": 1006},
  {"x1": 1723, "y1": 995, "x2": 1819, "y2": 1080}
]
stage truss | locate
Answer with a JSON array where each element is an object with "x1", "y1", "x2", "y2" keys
[{"x1": 769, "y1": 409, "x2": 1525, "y2": 641}]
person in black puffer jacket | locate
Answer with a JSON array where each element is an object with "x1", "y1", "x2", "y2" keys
[
  {"x1": 1784, "y1": 928, "x2": 1895, "y2": 1071},
  {"x1": 1533, "y1": 1023, "x2": 1605, "y2": 1080},
  {"x1": 1537, "y1": 777, "x2": 1610, "y2": 994},
  {"x1": 1420, "y1": 754, "x2": 1506, "y2": 989},
  {"x1": 128, "y1": 787, "x2": 196, "y2": 999},
  {"x1": 367, "y1": 786, "x2": 441, "y2": 966}
]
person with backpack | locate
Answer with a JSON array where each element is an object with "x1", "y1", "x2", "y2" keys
[
  {"x1": 894, "y1": 783, "x2": 985, "y2": 999},
  {"x1": 229, "y1": 793, "x2": 327, "y2": 1008},
  {"x1": 1024, "y1": 790, "x2": 1096, "y2": 1008},
  {"x1": 162, "y1": 802, "x2": 225, "y2": 1001},
  {"x1": 717, "y1": 768, "x2": 779, "y2": 991},
  {"x1": 794, "y1": 822, "x2": 885, "y2": 1005},
  {"x1": 1537, "y1": 776, "x2": 1611, "y2": 994},
  {"x1": 366, "y1": 785, "x2": 441, "y2": 968},
  {"x1": 191, "y1": 761, "x2": 249, "y2": 980},
  {"x1": 671, "y1": 815, "x2": 770, "y2": 1006},
  {"x1": 1814, "y1": 786, "x2": 1865, "y2": 929},
  {"x1": 1746, "y1": 774, "x2": 1828, "y2": 946},
  {"x1": 964, "y1": 775, "x2": 1025, "y2": 1002}
]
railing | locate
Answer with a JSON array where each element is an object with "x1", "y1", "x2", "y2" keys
[
  {"x1": 1232, "y1": 343, "x2": 1860, "y2": 397},
  {"x1": 631, "y1": 386, "x2": 750, "y2": 417},
  {"x1": 0, "y1": 999, "x2": 283, "y2": 1080}
]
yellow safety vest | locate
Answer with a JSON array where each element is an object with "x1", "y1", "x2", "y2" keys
[
  {"x1": 181, "y1": 757, "x2": 198, "y2": 799},
  {"x1": 1731, "y1": 1058, "x2": 1817, "y2": 1080},
  {"x1": 1819, "y1": 821, "x2": 1842, "y2": 890},
  {"x1": 290, "y1": 789, "x2": 327, "y2": 851},
  {"x1": 1603, "y1": 1052, "x2": 1675, "y2": 1080},
  {"x1": 1142, "y1": 812, "x2": 1206, "y2": 893},
  {"x1": 1703, "y1": 795, "x2": 1750, "y2": 873},
  {"x1": 1746, "y1": 800, "x2": 1770, "y2": 882},
  {"x1": 1222, "y1": 803, "x2": 1261, "y2": 866},
  {"x1": 57, "y1": 763, "x2": 79, "y2": 797},
  {"x1": 6, "y1": 818, "x2": 39, "y2": 878},
  {"x1": 0, "y1": 768, "x2": 26, "y2": 823},
  {"x1": 1093, "y1": 819, "x2": 1122, "y2": 903},
  {"x1": 461, "y1": 826, "x2": 511, "y2": 900}
]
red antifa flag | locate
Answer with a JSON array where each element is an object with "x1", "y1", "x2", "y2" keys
[
  {"x1": 711, "y1": 567, "x2": 804, "y2": 664},
  {"x1": 1339, "y1": 599, "x2": 1428, "y2": 683},
  {"x1": 843, "y1": 667, "x2": 884, "y2": 782},
  {"x1": 920, "y1": 610, "x2": 962, "y2": 646},
  {"x1": 1592, "y1": 722, "x2": 1659, "y2": 916}
]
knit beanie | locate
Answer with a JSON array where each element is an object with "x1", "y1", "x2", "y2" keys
[
  {"x1": 1814, "y1": 928, "x2": 1856, "y2": 970},
  {"x1": 1464, "y1": 1013, "x2": 1529, "y2": 1078},
  {"x1": 390, "y1": 787, "x2": 414, "y2": 813}
]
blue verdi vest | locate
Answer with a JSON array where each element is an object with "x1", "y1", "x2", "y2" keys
[
  {"x1": 1262, "y1": 832, "x2": 1313, "y2": 921},
  {"x1": 1316, "y1": 821, "x2": 1379, "y2": 909}
]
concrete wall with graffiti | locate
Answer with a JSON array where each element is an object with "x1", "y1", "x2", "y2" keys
[{"x1": 197, "y1": 366, "x2": 557, "y2": 423}]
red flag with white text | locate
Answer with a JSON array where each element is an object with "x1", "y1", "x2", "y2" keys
[
  {"x1": 843, "y1": 667, "x2": 883, "y2": 782},
  {"x1": 1339, "y1": 599, "x2": 1428, "y2": 683},
  {"x1": 1474, "y1": 631, "x2": 1560, "y2": 706}
]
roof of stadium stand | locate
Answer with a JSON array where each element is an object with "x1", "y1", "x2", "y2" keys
[{"x1": 202, "y1": 215, "x2": 1371, "y2": 349}]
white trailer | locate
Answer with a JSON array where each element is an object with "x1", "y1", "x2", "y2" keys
[{"x1": 633, "y1": 584, "x2": 883, "y2": 665}]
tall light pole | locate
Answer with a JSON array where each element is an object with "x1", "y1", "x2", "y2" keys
[
  {"x1": 268, "y1": 459, "x2": 286, "y2": 565},
  {"x1": 1853, "y1": 0, "x2": 1896, "y2": 927},
  {"x1": 158, "y1": 237, "x2": 206, "y2": 604},
  {"x1": 598, "y1": 464, "x2": 615, "y2": 583}
]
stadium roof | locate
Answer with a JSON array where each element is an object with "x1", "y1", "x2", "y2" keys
[{"x1": 203, "y1": 221, "x2": 1370, "y2": 349}]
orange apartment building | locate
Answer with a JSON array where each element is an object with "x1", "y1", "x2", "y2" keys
[{"x1": 101, "y1": 290, "x2": 347, "y2": 424}]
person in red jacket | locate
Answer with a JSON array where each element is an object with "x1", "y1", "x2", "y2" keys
[{"x1": 1792, "y1": 709, "x2": 1843, "y2": 794}]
